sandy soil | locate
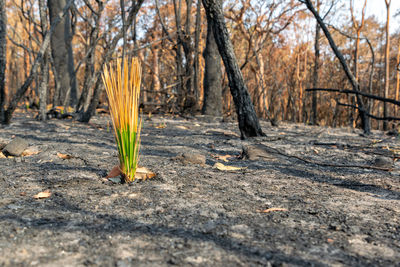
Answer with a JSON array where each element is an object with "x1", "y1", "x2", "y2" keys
[{"x1": 0, "y1": 112, "x2": 399, "y2": 266}]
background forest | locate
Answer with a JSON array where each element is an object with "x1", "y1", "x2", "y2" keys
[{"x1": 1, "y1": 0, "x2": 400, "y2": 132}]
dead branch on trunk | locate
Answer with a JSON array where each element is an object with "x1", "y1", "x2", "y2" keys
[
  {"x1": 306, "y1": 88, "x2": 400, "y2": 106},
  {"x1": 336, "y1": 101, "x2": 400, "y2": 121},
  {"x1": 300, "y1": 0, "x2": 370, "y2": 134}
]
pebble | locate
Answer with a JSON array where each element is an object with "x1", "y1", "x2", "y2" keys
[
  {"x1": 348, "y1": 225, "x2": 360, "y2": 234},
  {"x1": 373, "y1": 156, "x2": 393, "y2": 168},
  {"x1": 3, "y1": 137, "x2": 29, "y2": 157},
  {"x1": 329, "y1": 222, "x2": 343, "y2": 231},
  {"x1": 108, "y1": 177, "x2": 123, "y2": 184},
  {"x1": 177, "y1": 152, "x2": 206, "y2": 165},
  {"x1": 242, "y1": 144, "x2": 275, "y2": 160}
]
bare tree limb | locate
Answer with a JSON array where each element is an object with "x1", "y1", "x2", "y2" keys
[
  {"x1": 2, "y1": 0, "x2": 74, "y2": 124},
  {"x1": 306, "y1": 88, "x2": 400, "y2": 106},
  {"x1": 155, "y1": 0, "x2": 174, "y2": 43},
  {"x1": 336, "y1": 101, "x2": 400, "y2": 121},
  {"x1": 300, "y1": 0, "x2": 370, "y2": 134}
]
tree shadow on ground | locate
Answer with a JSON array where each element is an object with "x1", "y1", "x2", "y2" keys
[{"x1": 0, "y1": 195, "x2": 342, "y2": 266}]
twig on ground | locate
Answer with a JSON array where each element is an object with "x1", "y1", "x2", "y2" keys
[{"x1": 257, "y1": 143, "x2": 393, "y2": 172}]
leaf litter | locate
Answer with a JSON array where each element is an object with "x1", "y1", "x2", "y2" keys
[{"x1": 33, "y1": 190, "x2": 51, "y2": 199}]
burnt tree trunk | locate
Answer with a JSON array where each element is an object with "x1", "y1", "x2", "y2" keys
[
  {"x1": 75, "y1": 0, "x2": 103, "y2": 113},
  {"x1": 301, "y1": 0, "x2": 370, "y2": 134},
  {"x1": 202, "y1": 19, "x2": 222, "y2": 116},
  {"x1": 311, "y1": 0, "x2": 320, "y2": 125},
  {"x1": 38, "y1": 0, "x2": 49, "y2": 121},
  {"x1": 193, "y1": 0, "x2": 201, "y2": 108},
  {"x1": 0, "y1": 0, "x2": 6, "y2": 123},
  {"x1": 48, "y1": 0, "x2": 76, "y2": 107},
  {"x1": 183, "y1": 0, "x2": 195, "y2": 111},
  {"x1": 1, "y1": 0, "x2": 72, "y2": 124},
  {"x1": 383, "y1": 0, "x2": 391, "y2": 130},
  {"x1": 201, "y1": 0, "x2": 264, "y2": 138}
]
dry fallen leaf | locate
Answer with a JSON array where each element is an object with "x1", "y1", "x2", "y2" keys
[
  {"x1": 106, "y1": 165, "x2": 156, "y2": 181},
  {"x1": 20, "y1": 192, "x2": 26, "y2": 196},
  {"x1": 256, "y1": 208, "x2": 288, "y2": 213},
  {"x1": 135, "y1": 166, "x2": 156, "y2": 181},
  {"x1": 33, "y1": 190, "x2": 52, "y2": 199},
  {"x1": 372, "y1": 139, "x2": 383, "y2": 145},
  {"x1": 106, "y1": 165, "x2": 122, "y2": 178},
  {"x1": 57, "y1": 152, "x2": 72, "y2": 159},
  {"x1": 175, "y1": 125, "x2": 189, "y2": 130},
  {"x1": 52, "y1": 105, "x2": 74, "y2": 113},
  {"x1": 0, "y1": 152, "x2": 6, "y2": 158},
  {"x1": 21, "y1": 147, "x2": 40, "y2": 157},
  {"x1": 155, "y1": 123, "x2": 166, "y2": 129},
  {"x1": 213, "y1": 162, "x2": 246, "y2": 171}
]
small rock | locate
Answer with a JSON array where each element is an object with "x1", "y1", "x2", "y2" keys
[
  {"x1": 329, "y1": 222, "x2": 342, "y2": 231},
  {"x1": 108, "y1": 177, "x2": 123, "y2": 184},
  {"x1": 307, "y1": 209, "x2": 318, "y2": 215},
  {"x1": 0, "y1": 142, "x2": 6, "y2": 151},
  {"x1": 3, "y1": 137, "x2": 29, "y2": 157},
  {"x1": 348, "y1": 225, "x2": 360, "y2": 234},
  {"x1": 242, "y1": 144, "x2": 275, "y2": 161},
  {"x1": 202, "y1": 220, "x2": 217, "y2": 233},
  {"x1": 176, "y1": 152, "x2": 206, "y2": 165},
  {"x1": 373, "y1": 156, "x2": 393, "y2": 168}
]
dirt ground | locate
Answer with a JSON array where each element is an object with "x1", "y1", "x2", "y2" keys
[{"x1": 0, "y1": 112, "x2": 399, "y2": 266}]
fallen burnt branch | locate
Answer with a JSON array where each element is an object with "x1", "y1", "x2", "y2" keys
[
  {"x1": 336, "y1": 101, "x2": 400, "y2": 121},
  {"x1": 311, "y1": 141, "x2": 395, "y2": 158},
  {"x1": 255, "y1": 143, "x2": 392, "y2": 172},
  {"x1": 306, "y1": 88, "x2": 400, "y2": 106}
]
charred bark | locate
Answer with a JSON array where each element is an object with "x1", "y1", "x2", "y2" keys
[
  {"x1": 193, "y1": 0, "x2": 201, "y2": 108},
  {"x1": 383, "y1": 0, "x2": 391, "y2": 130},
  {"x1": 201, "y1": 0, "x2": 264, "y2": 138},
  {"x1": 300, "y1": 0, "x2": 370, "y2": 134},
  {"x1": 202, "y1": 19, "x2": 222, "y2": 116},
  {"x1": 1, "y1": 0, "x2": 73, "y2": 124},
  {"x1": 38, "y1": 0, "x2": 49, "y2": 121},
  {"x1": 75, "y1": 0, "x2": 103, "y2": 113},
  {"x1": 48, "y1": 0, "x2": 76, "y2": 107},
  {"x1": 0, "y1": 0, "x2": 6, "y2": 123},
  {"x1": 311, "y1": 0, "x2": 320, "y2": 125}
]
